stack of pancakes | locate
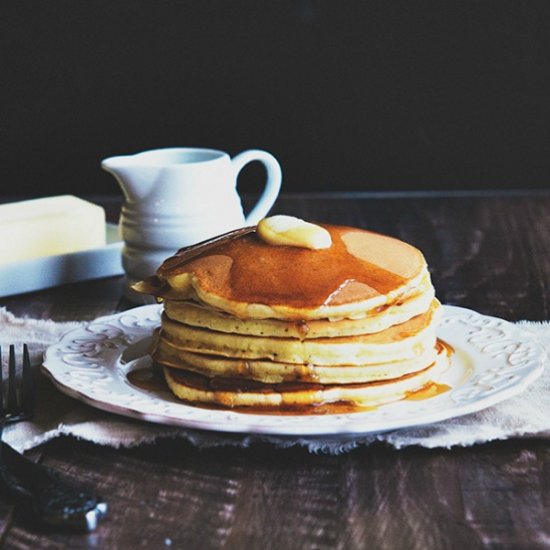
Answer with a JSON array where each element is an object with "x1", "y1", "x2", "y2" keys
[{"x1": 134, "y1": 222, "x2": 449, "y2": 411}]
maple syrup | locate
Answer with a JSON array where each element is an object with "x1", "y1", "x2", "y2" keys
[
  {"x1": 127, "y1": 367, "x2": 166, "y2": 392},
  {"x1": 157, "y1": 225, "x2": 424, "y2": 309}
]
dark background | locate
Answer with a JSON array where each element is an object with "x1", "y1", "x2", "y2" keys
[{"x1": 2, "y1": 1, "x2": 549, "y2": 197}]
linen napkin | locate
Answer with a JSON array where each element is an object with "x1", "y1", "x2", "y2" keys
[{"x1": 1, "y1": 307, "x2": 548, "y2": 455}]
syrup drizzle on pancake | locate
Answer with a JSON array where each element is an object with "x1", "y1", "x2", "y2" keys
[
  {"x1": 161, "y1": 226, "x2": 256, "y2": 272},
  {"x1": 158, "y1": 226, "x2": 419, "y2": 308}
]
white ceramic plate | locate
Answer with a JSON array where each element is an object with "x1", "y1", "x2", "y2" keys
[{"x1": 42, "y1": 305, "x2": 546, "y2": 436}]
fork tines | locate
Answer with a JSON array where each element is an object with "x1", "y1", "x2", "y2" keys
[{"x1": 0, "y1": 344, "x2": 34, "y2": 422}]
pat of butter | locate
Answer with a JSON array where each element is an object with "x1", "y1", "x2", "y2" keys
[
  {"x1": 0, "y1": 195, "x2": 106, "y2": 265},
  {"x1": 257, "y1": 215, "x2": 332, "y2": 250}
]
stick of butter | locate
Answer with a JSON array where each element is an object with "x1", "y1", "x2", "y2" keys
[{"x1": 0, "y1": 195, "x2": 106, "y2": 265}]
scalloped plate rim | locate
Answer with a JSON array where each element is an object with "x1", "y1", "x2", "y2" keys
[{"x1": 41, "y1": 304, "x2": 546, "y2": 436}]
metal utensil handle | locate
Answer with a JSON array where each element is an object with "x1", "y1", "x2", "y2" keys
[{"x1": 0, "y1": 442, "x2": 107, "y2": 531}]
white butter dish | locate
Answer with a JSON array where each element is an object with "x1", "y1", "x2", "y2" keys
[{"x1": 0, "y1": 223, "x2": 123, "y2": 297}]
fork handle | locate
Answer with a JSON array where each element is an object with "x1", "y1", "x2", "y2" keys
[{"x1": 0, "y1": 442, "x2": 107, "y2": 531}]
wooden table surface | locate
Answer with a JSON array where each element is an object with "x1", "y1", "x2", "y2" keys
[{"x1": 1, "y1": 192, "x2": 549, "y2": 549}]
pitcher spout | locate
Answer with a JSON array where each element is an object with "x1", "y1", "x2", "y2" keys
[{"x1": 101, "y1": 155, "x2": 159, "y2": 203}]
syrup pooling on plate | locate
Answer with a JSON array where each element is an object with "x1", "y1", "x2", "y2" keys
[
  {"x1": 127, "y1": 367, "x2": 166, "y2": 392},
  {"x1": 171, "y1": 401, "x2": 380, "y2": 416},
  {"x1": 405, "y1": 382, "x2": 451, "y2": 401}
]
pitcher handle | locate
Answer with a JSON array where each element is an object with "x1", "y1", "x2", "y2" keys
[{"x1": 231, "y1": 150, "x2": 282, "y2": 225}]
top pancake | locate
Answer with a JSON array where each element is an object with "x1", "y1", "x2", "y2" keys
[{"x1": 135, "y1": 224, "x2": 428, "y2": 320}]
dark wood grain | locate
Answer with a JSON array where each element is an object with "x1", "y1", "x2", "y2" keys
[{"x1": 1, "y1": 193, "x2": 549, "y2": 549}]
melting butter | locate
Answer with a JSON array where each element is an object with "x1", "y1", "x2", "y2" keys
[{"x1": 257, "y1": 215, "x2": 332, "y2": 250}]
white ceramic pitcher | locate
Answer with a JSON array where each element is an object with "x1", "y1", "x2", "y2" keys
[{"x1": 101, "y1": 147, "x2": 282, "y2": 291}]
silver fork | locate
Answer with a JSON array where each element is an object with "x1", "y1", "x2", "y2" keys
[{"x1": 0, "y1": 344, "x2": 108, "y2": 531}]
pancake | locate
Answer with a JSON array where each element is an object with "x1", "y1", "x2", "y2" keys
[
  {"x1": 135, "y1": 224, "x2": 429, "y2": 321},
  {"x1": 163, "y1": 340, "x2": 450, "y2": 409},
  {"x1": 163, "y1": 273, "x2": 435, "y2": 338},
  {"x1": 154, "y1": 339, "x2": 440, "y2": 384},
  {"x1": 158, "y1": 300, "x2": 440, "y2": 366},
  {"x1": 133, "y1": 218, "x2": 450, "y2": 412}
]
